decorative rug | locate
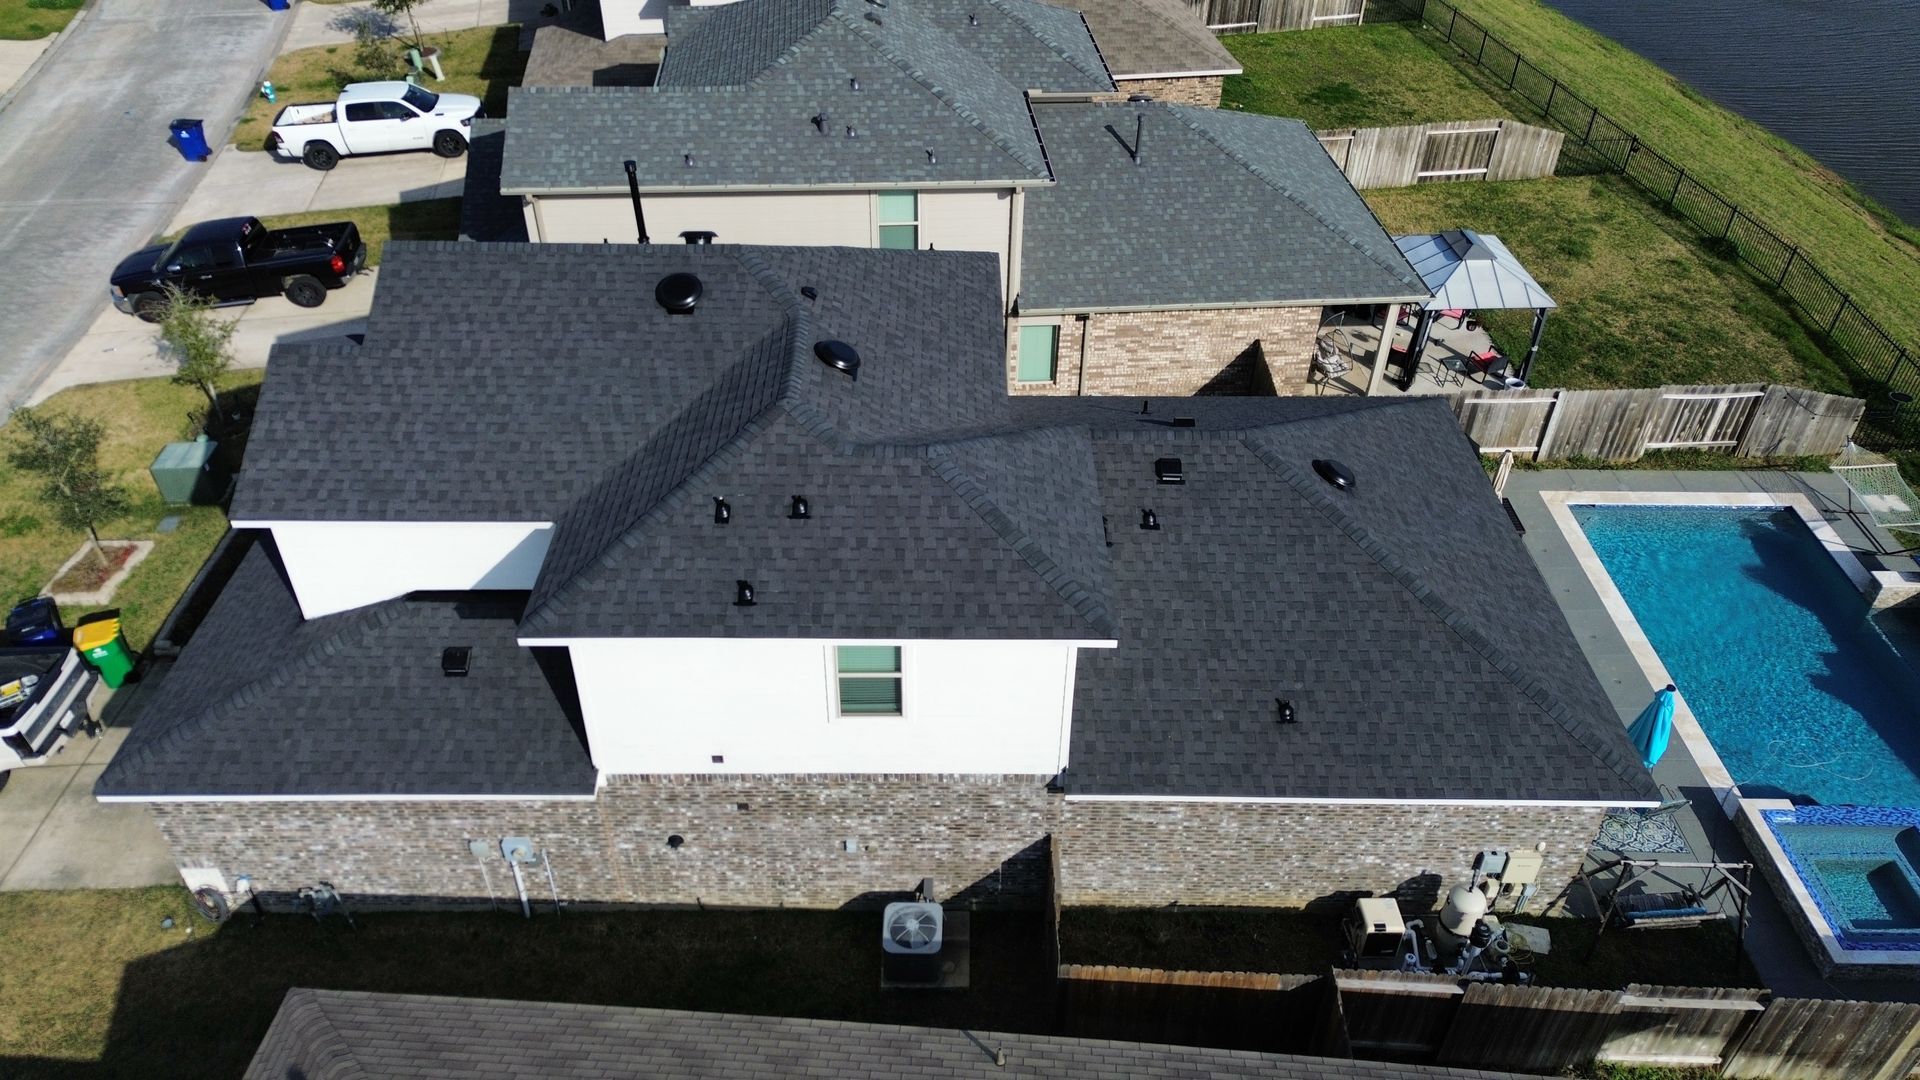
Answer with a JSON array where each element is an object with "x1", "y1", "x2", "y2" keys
[{"x1": 1596, "y1": 809, "x2": 1691, "y2": 854}]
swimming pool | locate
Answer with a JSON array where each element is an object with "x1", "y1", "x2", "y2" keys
[{"x1": 1572, "y1": 504, "x2": 1920, "y2": 808}]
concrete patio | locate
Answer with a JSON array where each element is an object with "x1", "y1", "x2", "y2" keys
[
  {"x1": 1506, "y1": 468, "x2": 1920, "y2": 1002},
  {"x1": 1311, "y1": 311, "x2": 1506, "y2": 397}
]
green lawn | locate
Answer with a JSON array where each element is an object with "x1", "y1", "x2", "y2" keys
[
  {"x1": 1222, "y1": 26, "x2": 1510, "y2": 129},
  {"x1": 1417, "y1": 1, "x2": 1920, "y2": 367},
  {"x1": 1365, "y1": 176, "x2": 1849, "y2": 392},
  {"x1": 0, "y1": 888, "x2": 1057, "y2": 1079},
  {"x1": 232, "y1": 24, "x2": 524, "y2": 152},
  {"x1": 0, "y1": 374, "x2": 260, "y2": 650},
  {"x1": 0, "y1": 0, "x2": 81, "y2": 41},
  {"x1": 257, "y1": 197, "x2": 461, "y2": 267}
]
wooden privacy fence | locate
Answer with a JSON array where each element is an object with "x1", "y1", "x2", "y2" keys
[
  {"x1": 1053, "y1": 963, "x2": 1920, "y2": 1078},
  {"x1": 1316, "y1": 118, "x2": 1562, "y2": 188},
  {"x1": 1448, "y1": 382, "x2": 1863, "y2": 462},
  {"x1": 1182, "y1": 0, "x2": 1363, "y2": 32}
]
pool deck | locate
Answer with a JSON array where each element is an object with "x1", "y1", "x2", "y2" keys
[{"x1": 1504, "y1": 469, "x2": 1920, "y2": 1001}]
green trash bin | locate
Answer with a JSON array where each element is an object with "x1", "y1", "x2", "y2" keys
[{"x1": 74, "y1": 614, "x2": 134, "y2": 689}]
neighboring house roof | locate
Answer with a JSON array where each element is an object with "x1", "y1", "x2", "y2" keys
[
  {"x1": 1019, "y1": 101, "x2": 1428, "y2": 312},
  {"x1": 179, "y1": 243, "x2": 1650, "y2": 804},
  {"x1": 93, "y1": 532, "x2": 597, "y2": 799},
  {"x1": 1397, "y1": 230, "x2": 1559, "y2": 312},
  {"x1": 457, "y1": 120, "x2": 528, "y2": 242},
  {"x1": 502, "y1": 0, "x2": 1118, "y2": 194},
  {"x1": 246, "y1": 988, "x2": 1539, "y2": 1080},
  {"x1": 1054, "y1": 0, "x2": 1242, "y2": 78}
]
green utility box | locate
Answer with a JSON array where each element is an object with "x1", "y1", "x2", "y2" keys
[
  {"x1": 149, "y1": 435, "x2": 224, "y2": 506},
  {"x1": 74, "y1": 612, "x2": 134, "y2": 689}
]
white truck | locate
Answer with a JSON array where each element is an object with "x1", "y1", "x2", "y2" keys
[{"x1": 267, "y1": 81, "x2": 481, "y2": 171}]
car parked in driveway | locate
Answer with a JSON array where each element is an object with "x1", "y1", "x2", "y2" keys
[
  {"x1": 109, "y1": 216, "x2": 366, "y2": 322},
  {"x1": 267, "y1": 81, "x2": 481, "y2": 171},
  {"x1": 0, "y1": 598, "x2": 97, "y2": 793}
]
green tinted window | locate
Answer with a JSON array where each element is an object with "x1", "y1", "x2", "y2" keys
[
  {"x1": 878, "y1": 224, "x2": 918, "y2": 250},
  {"x1": 1016, "y1": 324, "x2": 1059, "y2": 383},
  {"x1": 875, "y1": 192, "x2": 918, "y2": 223},
  {"x1": 836, "y1": 646, "x2": 903, "y2": 715}
]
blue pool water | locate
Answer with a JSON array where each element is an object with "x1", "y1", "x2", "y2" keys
[
  {"x1": 1765, "y1": 806, "x2": 1920, "y2": 949},
  {"x1": 1575, "y1": 505, "x2": 1920, "y2": 807}
]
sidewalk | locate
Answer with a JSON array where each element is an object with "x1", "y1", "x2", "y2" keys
[
  {"x1": 30, "y1": 272, "x2": 377, "y2": 405},
  {"x1": 0, "y1": 36, "x2": 51, "y2": 97},
  {"x1": 285, "y1": 0, "x2": 535, "y2": 52},
  {"x1": 170, "y1": 146, "x2": 465, "y2": 230}
]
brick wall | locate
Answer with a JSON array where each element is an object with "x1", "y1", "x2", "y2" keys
[
  {"x1": 1009, "y1": 306, "x2": 1321, "y2": 397},
  {"x1": 1115, "y1": 76, "x2": 1224, "y2": 108},
  {"x1": 1055, "y1": 800, "x2": 1606, "y2": 909},
  {"x1": 149, "y1": 774, "x2": 1057, "y2": 911}
]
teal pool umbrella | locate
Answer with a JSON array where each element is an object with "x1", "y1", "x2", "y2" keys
[{"x1": 1627, "y1": 684, "x2": 1677, "y2": 769}]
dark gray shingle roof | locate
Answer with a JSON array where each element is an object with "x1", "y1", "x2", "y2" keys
[
  {"x1": 1055, "y1": 0, "x2": 1242, "y2": 78},
  {"x1": 245, "y1": 989, "x2": 1537, "y2": 1080},
  {"x1": 457, "y1": 120, "x2": 528, "y2": 242},
  {"x1": 1019, "y1": 101, "x2": 1427, "y2": 311},
  {"x1": 93, "y1": 534, "x2": 597, "y2": 799}
]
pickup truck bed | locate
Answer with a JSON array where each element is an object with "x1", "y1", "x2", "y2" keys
[
  {"x1": 275, "y1": 104, "x2": 335, "y2": 126},
  {"x1": 0, "y1": 645, "x2": 96, "y2": 773}
]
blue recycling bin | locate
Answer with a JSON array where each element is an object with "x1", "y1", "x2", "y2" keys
[
  {"x1": 265, "y1": 0, "x2": 289, "y2": 10},
  {"x1": 170, "y1": 118, "x2": 210, "y2": 162}
]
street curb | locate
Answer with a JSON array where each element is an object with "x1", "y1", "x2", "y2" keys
[{"x1": 0, "y1": 5, "x2": 89, "y2": 118}]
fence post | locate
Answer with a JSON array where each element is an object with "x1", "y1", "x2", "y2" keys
[
  {"x1": 1623, "y1": 134, "x2": 1638, "y2": 172},
  {"x1": 1828, "y1": 295, "x2": 1850, "y2": 337},
  {"x1": 1509, "y1": 53, "x2": 1521, "y2": 87},
  {"x1": 1543, "y1": 79, "x2": 1557, "y2": 118},
  {"x1": 1776, "y1": 247, "x2": 1797, "y2": 289},
  {"x1": 1669, "y1": 167, "x2": 1684, "y2": 207},
  {"x1": 1446, "y1": 8, "x2": 1457, "y2": 41},
  {"x1": 1477, "y1": 29, "x2": 1488, "y2": 63},
  {"x1": 1722, "y1": 205, "x2": 1737, "y2": 239},
  {"x1": 1581, "y1": 106, "x2": 1596, "y2": 144}
]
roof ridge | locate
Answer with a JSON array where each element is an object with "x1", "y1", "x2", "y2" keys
[
  {"x1": 982, "y1": 0, "x2": 1115, "y2": 87},
  {"x1": 1164, "y1": 106, "x2": 1426, "y2": 292},
  {"x1": 97, "y1": 585, "x2": 404, "y2": 792},
  {"x1": 925, "y1": 432, "x2": 1116, "y2": 638},
  {"x1": 834, "y1": 6, "x2": 1052, "y2": 178},
  {"x1": 290, "y1": 988, "x2": 375, "y2": 1080},
  {"x1": 1239, "y1": 434, "x2": 1650, "y2": 793}
]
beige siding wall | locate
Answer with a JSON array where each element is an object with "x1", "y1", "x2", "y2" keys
[
  {"x1": 1009, "y1": 305, "x2": 1321, "y2": 396},
  {"x1": 1114, "y1": 75, "x2": 1225, "y2": 107},
  {"x1": 1057, "y1": 800, "x2": 1606, "y2": 909}
]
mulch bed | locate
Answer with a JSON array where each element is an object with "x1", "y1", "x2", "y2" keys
[{"x1": 49, "y1": 543, "x2": 138, "y2": 594}]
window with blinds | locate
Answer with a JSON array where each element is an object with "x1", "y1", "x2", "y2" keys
[{"x1": 835, "y1": 645, "x2": 904, "y2": 716}]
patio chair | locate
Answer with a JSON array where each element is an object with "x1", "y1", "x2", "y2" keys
[
  {"x1": 1468, "y1": 349, "x2": 1509, "y2": 384},
  {"x1": 1311, "y1": 333, "x2": 1353, "y2": 394}
]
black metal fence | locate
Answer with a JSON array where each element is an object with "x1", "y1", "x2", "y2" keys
[{"x1": 1416, "y1": 0, "x2": 1920, "y2": 452}]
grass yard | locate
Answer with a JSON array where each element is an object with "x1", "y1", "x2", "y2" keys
[
  {"x1": 1366, "y1": 176, "x2": 1848, "y2": 392},
  {"x1": 1222, "y1": 26, "x2": 1510, "y2": 129},
  {"x1": 259, "y1": 197, "x2": 460, "y2": 266},
  {"x1": 231, "y1": 24, "x2": 523, "y2": 153},
  {"x1": 0, "y1": 374, "x2": 260, "y2": 650},
  {"x1": 0, "y1": 0, "x2": 81, "y2": 41},
  {"x1": 1059, "y1": 906, "x2": 1758, "y2": 990},
  {"x1": 1412, "y1": 2, "x2": 1920, "y2": 362},
  {"x1": 0, "y1": 888, "x2": 1057, "y2": 1079}
]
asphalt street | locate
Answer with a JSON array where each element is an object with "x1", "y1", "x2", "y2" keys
[{"x1": 0, "y1": 0, "x2": 289, "y2": 409}]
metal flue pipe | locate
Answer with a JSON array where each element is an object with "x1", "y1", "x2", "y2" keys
[{"x1": 623, "y1": 159, "x2": 649, "y2": 244}]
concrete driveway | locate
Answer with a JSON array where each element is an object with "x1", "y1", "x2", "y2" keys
[
  {"x1": 170, "y1": 145, "x2": 466, "y2": 229},
  {"x1": 285, "y1": 0, "x2": 540, "y2": 52},
  {"x1": 0, "y1": 0, "x2": 290, "y2": 411},
  {"x1": 30, "y1": 270, "x2": 376, "y2": 404},
  {"x1": 0, "y1": 686, "x2": 175, "y2": 892}
]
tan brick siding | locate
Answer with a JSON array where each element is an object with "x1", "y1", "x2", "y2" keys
[
  {"x1": 149, "y1": 774, "x2": 1057, "y2": 911},
  {"x1": 1055, "y1": 800, "x2": 1605, "y2": 909},
  {"x1": 1115, "y1": 76, "x2": 1225, "y2": 108},
  {"x1": 1009, "y1": 306, "x2": 1321, "y2": 396}
]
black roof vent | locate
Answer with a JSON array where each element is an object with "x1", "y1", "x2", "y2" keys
[
  {"x1": 1313, "y1": 458, "x2": 1356, "y2": 492},
  {"x1": 1276, "y1": 698, "x2": 1297, "y2": 724},
  {"x1": 1127, "y1": 93, "x2": 1153, "y2": 102},
  {"x1": 814, "y1": 339, "x2": 861, "y2": 379},
  {"x1": 925, "y1": 148, "x2": 936, "y2": 165},
  {"x1": 850, "y1": 75, "x2": 861, "y2": 90},
  {"x1": 800, "y1": 285, "x2": 818, "y2": 300},
  {"x1": 789, "y1": 495, "x2": 810, "y2": 520},
  {"x1": 1171, "y1": 416, "x2": 1195, "y2": 428},
  {"x1": 735, "y1": 580, "x2": 756, "y2": 607},
  {"x1": 655, "y1": 272, "x2": 702, "y2": 314},
  {"x1": 1140, "y1": 508, "x2": 1160, "y2": 531},
  {"x1": 968, "y1": 12, "x2": 979, "y2": 25},
  {"x1": 811, "y1": 112, "x2": 828, "y2": 133},
  {"x1": 713, "y1": 497, "x2": 730, "y2": 524},
  {"x1": 441, "y1": 646, "x2": 471, "y2": 678},
  {"x1": 680, "y1": 230, "x2": 717, "y2": 245},
  {"x1": 1154, "y1": 457, "x2": 1183, "y2": 484},
  {"x1": 683, "y1": 152, "x2": 694, "y2": 167}
]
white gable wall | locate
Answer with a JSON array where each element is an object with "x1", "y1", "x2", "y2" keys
[
  {"x1": 554, "y1": 638, "x2": 1082, "y2": 775},
  {"x1": 601, "y1": 0, "x2": 739, "y2": 38},
  {"x1": 243, "y1": 521, "x2": 554, "y2": 618}
]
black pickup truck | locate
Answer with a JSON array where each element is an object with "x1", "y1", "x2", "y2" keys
[{"x1": 110, "y1": 216, "x2": 366, "y2": 323}]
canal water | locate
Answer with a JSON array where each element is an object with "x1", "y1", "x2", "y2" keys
[{"x1": 1540, "y1": 0, "x2": 1920, "y2": 226}]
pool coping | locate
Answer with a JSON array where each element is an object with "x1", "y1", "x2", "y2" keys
[
  {"x1": 1737, "y1": 798, "x2": 1920, "y2": 976},
  {"x1": 1539, "y1": 490, "x2": 1879, "y2": 819}
]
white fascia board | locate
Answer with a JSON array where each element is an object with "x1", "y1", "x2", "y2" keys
[
  {"x1": 231, "y1": 518, "x2": 554, "y2": 528},
  {"x1": 508, "y1": 179, "x2": 1054, "y2": 197},
  {"x1": 97, "y1": 791, "x2": 599, "y2": 804},
  {"x1": 1114, "y1": 68, "x2": 1243, "y2": 80},
  {"x1": 519, "y1": 635, "x2": 1120, "y2": 649},
  {"x1": 1018, "y1": 294, "x2": 1430, "y2": 317},
  {"x1": 1064, "y1": 793, "x2": 1658, "y2": 809}
]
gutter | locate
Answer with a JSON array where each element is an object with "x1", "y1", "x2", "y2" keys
[
  {"x1": 504, "y1": 178, "x2": 1055, "y2": 197},
  {"x1": 1064, "y1": 793, "x2": 1660, "y2": 809},
  {"x1": 1112, "y1": 69, "x2": 1243, "y2": 80},
  {"x1": 1018, "y1": 293, "x2": 1430, "y2": 317}
]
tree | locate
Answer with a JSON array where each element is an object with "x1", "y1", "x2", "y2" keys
[
  {"x1": 370, "y1": 0, "x2": 427, "y2": 51},
  {"x1": 7, "y1": 408, "x2": 129, "y2": 556},
  {"x1": 157, "y1": 286, "x2": 235, "y2": 424}
]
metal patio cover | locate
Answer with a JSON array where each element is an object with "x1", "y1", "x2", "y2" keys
[{"x1": 1394, "y1": 229, "x2": 1557, "y2": 312}]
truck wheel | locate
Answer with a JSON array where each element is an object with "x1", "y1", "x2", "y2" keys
[
  {"x1": 284, "y1": 276, "x2": 326, "y2": 308},
  {"x1": 433, "y1": 130, "x2": 467, "y2": 158},
  {"x1": 133, "y1": 293, "x2": 167, "y2": 323},
  {"x1": 301, "y1": 142, "x2": 339, "y2": 171}
]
